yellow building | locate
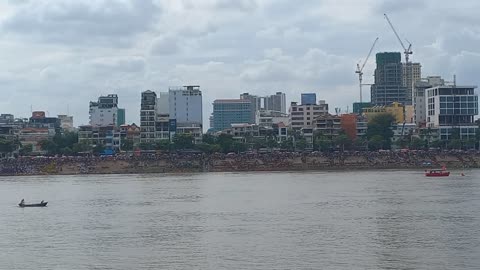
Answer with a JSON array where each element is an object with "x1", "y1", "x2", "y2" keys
[{"x1": 362, "y1": 102, "x2": 405, "y2": 123}]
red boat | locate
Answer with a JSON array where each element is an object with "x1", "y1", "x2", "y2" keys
[{"x1": 425, "y1": 167, "x2": 450, "y2": 177}]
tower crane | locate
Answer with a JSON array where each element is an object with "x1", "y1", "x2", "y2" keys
[
  {"x1": 384, "y1": 13, "x2": 412, "y2": 63},
  {"x1": 355, "y1": 37, "x2": 379, "y2": 103}
]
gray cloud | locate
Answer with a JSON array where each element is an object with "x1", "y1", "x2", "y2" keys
[
  {"x1": 0, "y1": 0, "x2": 479, "y2": 126},
  {"x1": 1, "y1": 0, "x2": 161, "y2": 46}
]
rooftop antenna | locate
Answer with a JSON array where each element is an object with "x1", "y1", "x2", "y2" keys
[{"x1": 454, "y1": 74, "x2": 457, "y2": 87}]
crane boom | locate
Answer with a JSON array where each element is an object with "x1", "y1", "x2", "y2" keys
[
  {"x1": 384, "y1": 13, "x2": 406, "y2": 50},
  {"x1": 355, "y1": 37, "x2": 379, "y2": 103},
  {"x1": 360, "y1": 37, "x2": 379, "y2": 72},
  {"x1": 384, "y1": 13, "x2": 412, "y2": 63}
]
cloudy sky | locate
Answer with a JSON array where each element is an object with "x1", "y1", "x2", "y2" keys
[{"x1": 1, "y1": 0, "x2": 479, "y2": 127}]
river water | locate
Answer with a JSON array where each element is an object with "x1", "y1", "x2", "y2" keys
[{"x1": 0, "y1": 170, "x2": 479, "y2": 269}]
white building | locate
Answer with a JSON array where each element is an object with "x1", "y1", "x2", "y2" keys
[
  {"x1": 58, "y1": 115, "x2": 74, "y2": 132},
  {"x1": 403, "y1": 62, "x2": 422, "y2": 105},
  {"x1": 169, "y1": 86, "x2": 203, "y2": 127},
  {"x1": 89, "y1": 94, "x2": 119, "y2": 127},
  {"x1": 426, "y1": 85, "x2": 478, "y2": 140},
  {"x1": 289, "y1": 100, "x2": 329, "y2": 130},
  {"x1": 414, "y1": 76, "x2": 445, "y2": 127},
  {"x1": 255, "y1": 110, "x2": 289, "y2": 127}
]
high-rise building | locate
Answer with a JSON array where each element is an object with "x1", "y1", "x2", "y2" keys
[
  {"x1": 403, "y1": 62, "x2": 422, "y2": 103},
  {"x1": 89, "y1": 94, "x2": 124, "y2": 127},
  {"x1": 414, "y1": 76, "x2": 445, "y2": 126},
  {"x1": 212, "y1": 99, "x2": 252, "y2": 131},
  {"x1": 117, "y1": 109, "x2": 125, "y2": 127},
  {"x1": 169, "y1": 86, "x2": 203, "y2": 127},
  {"x1": 301, "y1": 93, "x2": 317, "y2": 105},
  {"x1": 140, "y1": 90, "x2": 157, "y2": 143},
  {"x1": 289, "y1": 100, "x2": 328, "y2": 130},
  {"x1": 426, "y1": 85, "x2": 478, "y2": 140},
  {"x1": 265, "y1": 92, "x2": 287, "y2": 113},
  {"x1": 370, "y1": 52, "x2": 408, "y2": 106},
  {"x1": 240, "y1": 93, "x2": 262, "y2": 123}
]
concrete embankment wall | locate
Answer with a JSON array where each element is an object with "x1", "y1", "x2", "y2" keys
[{"x1": 51, "y1": 154, "x2": 480, "y2": 175}]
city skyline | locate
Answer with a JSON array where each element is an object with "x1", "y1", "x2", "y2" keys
[{"x1": 1, "y1": 1, "x2": 479, "y2": 127}]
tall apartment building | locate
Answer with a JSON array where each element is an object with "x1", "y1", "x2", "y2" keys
[
  {"x1": 414, "y1": 76, "x2": 445, "y2": 127},
  {"x1": 403, "y1": 62, "x2": 422, "y2": 103},
  {"x1": 370, "y1": 52, "x2": 408, "y2": 106},
  {"x1": 155, "y1": 92, "x2": 170, "y2": 140},
  {"x1": 240, "y1": 93, "x2": 262, "y2": 123},
  {"x1": 89, "y1": 94, "x2": 124, "y2": 127},
  {"x1": 168, "y1": 86, "x2": 203, "y2": 143},
  {"x1": 212, "y1": 99, "x2": 253, "y2": 131},
  {"x1": 289, "y1": 100, "x2": 329, "y2": 130},
  {"x1": 240, "y1": 91, "x2": 287, "y2": 121},
  {"x1": 426, "y1": 85, "x2": 478, "y2": 140},
  {"x1": 265, "y1": 92, "x2": 286, "y2": 113},
  {"x1": 140, "y1": 90, "x2": 157, "y2": 143},
  {"x1": 169, "y1": 86, "x2": 203, "y2": 126}
]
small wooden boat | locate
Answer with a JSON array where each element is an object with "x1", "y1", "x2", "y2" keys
[{"x1": 19, "y1": 201, "x2": 48, "y2": 207}]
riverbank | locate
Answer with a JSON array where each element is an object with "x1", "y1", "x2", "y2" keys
[{"x1": 1, "y1": 150, "x2": 479, "y2": 176}]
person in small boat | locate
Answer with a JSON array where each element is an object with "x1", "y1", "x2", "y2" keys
[
  {"x1": 41, "y1": 200, "x2": 44, "y2": 204},
  {"x1": 20, "y1": 199, "x2": 25, "y2": 205}
]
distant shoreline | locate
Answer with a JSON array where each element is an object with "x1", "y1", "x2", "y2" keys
[{"x1": 1, "y1": 151, "x2": 477, "y2": 177}]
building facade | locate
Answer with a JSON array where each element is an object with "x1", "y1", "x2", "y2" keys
[
  {"x1": 370, "y1": 52, "x2": 408, "y2": 106},
  {"x1": 89, "y1": 94, "x2": 124, "y2": 127},
  {"x1": 289, "y1": 100, "x2": 329, "y2": 130},
  {"x1": 140, "y1": 90, "x2": 157, "y2": 143},
  {"x1": 426, "y1": 85, "x2": 478, "y2": 140},
  {"x1": 363, "y1": 102, "x2": 405, "y2": 124},
  {"x1": 169, "y1": 86, "x2": 203, "y2": 127},
  {"x1": 403, "y1": 62, "x2": 422, "y2": 104},
  {"x1": 57, "y1": 115, "x2": 74, "y2": 132},
  {"x1": 265, "y1": 92, "x2": 287, "y2": 113},
  {"x1": 414, "y1": 76, "x2": 445, "y2": 127},
  {"x1": 212, "y1": 99, "x2": 252, "y2": 131}
]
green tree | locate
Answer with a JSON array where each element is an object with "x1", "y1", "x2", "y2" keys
[
  {"x1": 155, "y1": 140, "x2": 172, "y2": 151},
  {"x1": 368, "y1": 135, "x2": 384, "y2": 151},
  {"x1": 395, "y1": 138, "x2": 409, "y2": 149},
  {"x1": 409, "y1": 137, "x2": 425, "y2": 150},
  {"x1": 173, "y1": 134, "x2": 194, "y2": 149},
  {"x1": 280, "y1": 138, "x2": 294, "y2": 151},
  {"x1": 314, "y1": 132, "x2": 332, "y2": 152},
  {"x1": 202, "y1": 134, "x2": 216, "y2": 145},
  {"x1": 296, "y1": 138, "x2": 307, "y2": 151},
  {"x1": 334, "y1": 134, "x2": 352, "y2": 151},
  {"x1": 232, "y1": 141, "x2": 248, "y2": 153},
  {"x1": 121, "y1": 139, "x2": 134, "y2": 151},
  {"x1": 19, "y1": 144, "x2": 33, "y2": 156},
  {"x1": 448, "y1": 139, "x2": 462, "y2": 150},
  {"x1": 39, "y1": 139, "x2": 58, "y2": 155},
  {"x1": 217, "y1": 134, "x2": 235, "y2": 153},
  {"x1": 92, "y1": 144, "x2": 106, "y2": 154},
  {"x1": 366, "y1": 113, "x2": 395, "y2": 149},
  {"x1": 0, "y1": 137, "x2": 15, "y2": 153},
  {"x1": 139, "y1": 142, "x2": 155, "y2": 151}
]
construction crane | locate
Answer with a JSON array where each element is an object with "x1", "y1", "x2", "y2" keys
[
  {"x1": 384, "y1": 13, "x2": 412, "y2": 63},
  {"x1": 356, "y1": 37, "x2": 379, "y2": 103}
]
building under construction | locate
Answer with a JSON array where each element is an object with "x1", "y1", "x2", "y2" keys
[{"x1": 370, "y1": 52, "x2": 409, "y2": 106}]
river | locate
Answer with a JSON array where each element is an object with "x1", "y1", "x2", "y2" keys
[{"x1": 1, "y1": 170, "x2": 479, "y2": 269}]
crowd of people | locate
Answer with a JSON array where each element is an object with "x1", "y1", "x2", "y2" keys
[{"x1": 1, "y1": 149, "x2": 479, "y2": 176}]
